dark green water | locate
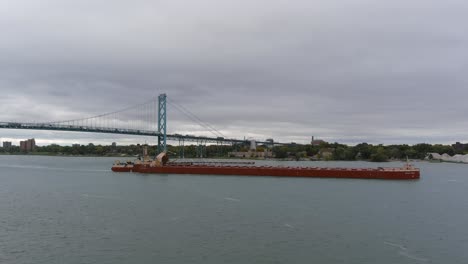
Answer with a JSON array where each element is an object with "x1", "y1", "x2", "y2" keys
[{"x1": 0, "y1": 156, "x2": 467, "y2": 264}]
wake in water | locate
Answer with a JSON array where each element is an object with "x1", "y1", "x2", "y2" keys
[
  {"x1": 383, "y1": 241, "x2": 406, "y2": 251},
  {"x1": 224, "y1": 197, "x2": 241, "y2": 202},
  {"x1": 399, "y1": 250, "x2": 429, "y2": 262},
  {"x1": 81, "y1": 194, "x2": 122, "y2": 200},
  {"x1": 384, "y1": 241, "x2": 428, "y2": 262}
]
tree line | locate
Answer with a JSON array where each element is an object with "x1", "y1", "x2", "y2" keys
[
  {"x1": 1, "y1": 142, "x2": 465, "y2": 161},
  {"x1": 0, "y1": 143, "x2": 239, "y2": 158},
  {"x1": 272, "y1": 142, "x2": 464, "y2": 161}
]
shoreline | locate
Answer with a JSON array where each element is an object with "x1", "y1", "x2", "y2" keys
[
  {"x1": 0, "y1": 153, "x2": 133, "y2": 158},
  {"x1": 0, "y1": 152, "x2": 429, "y2": 163}
]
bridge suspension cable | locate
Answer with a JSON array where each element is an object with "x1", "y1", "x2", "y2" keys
[
  {"x1": 167, "y1": 98, "x2": 226, "y2": 138},
  {"x1": 39, "y1": 97, "x2": 159, "y2": 133}
]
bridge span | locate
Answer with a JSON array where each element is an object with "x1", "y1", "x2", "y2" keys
[
  {"x1": 0, "y1": 121, "x2": 284, "y2": 146},
  {"x1": 0, "y1": 94, "x2": 293, "y2": 148}
]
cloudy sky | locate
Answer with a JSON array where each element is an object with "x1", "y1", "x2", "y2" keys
[{"x1": 1, "y1": 0, "x2": 467, "y2": 146}]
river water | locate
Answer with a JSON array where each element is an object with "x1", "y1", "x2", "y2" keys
[{"x1": 0, "y1": 156, "x2": 467, "y2": 264}]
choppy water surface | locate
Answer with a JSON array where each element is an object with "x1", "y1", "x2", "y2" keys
[{"x1": 0, "y1": 156, "x2": 467, "y2": 264}]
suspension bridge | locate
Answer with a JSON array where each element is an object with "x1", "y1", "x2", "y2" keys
[{"x1": 0, "y1": 94, "x2": 287, "y2": 152}]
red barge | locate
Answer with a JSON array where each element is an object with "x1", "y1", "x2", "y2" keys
[{"x1": 111, "y1": 152, "x2": 420, "y2": 180}]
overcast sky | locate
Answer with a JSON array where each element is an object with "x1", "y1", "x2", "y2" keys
[{"x1": 1, "y1": 0, "x2": 468, "y2": 146}]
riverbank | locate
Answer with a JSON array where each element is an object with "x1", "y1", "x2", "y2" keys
[
  {"x1": 0, "y1": 152, "x2": 135, "y2": 158},
  {"x1": 0, "y1": 152, "x2": 426, "y2": 163}
]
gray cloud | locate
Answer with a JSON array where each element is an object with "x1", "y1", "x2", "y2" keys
[{"x1": 1, "y1": 0, "x2": 468, "y2": 145}]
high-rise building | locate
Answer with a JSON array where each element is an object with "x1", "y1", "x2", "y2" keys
[
  {"x1": 20, "y1": 141, "x2": 26, "y2": 151},
  {"x1": 2, "y1": 141, "x2": 12, "y2": 149},
  {"x1": 19, "y1": 138, "x2": 36, "y2": 152}
]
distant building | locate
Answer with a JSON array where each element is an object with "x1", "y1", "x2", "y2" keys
[
  {"x1": 453, "y1": 142, "x2": 468, "y2": 151},
  {"x1": 229, "y1": 149, "x2": 273, "y2": 159},
  {"x1": 311, "y1": 136, "x2": 326, "y2": 146},
  {"x1": 19, "y1": 138, "x2": 36, "y2": 152},
  {"x1": 72, "y1": 144, "x2": 81, "y2": 148},
  {"x1": 2, "y1": 141, "x2": 12, "y2": 149},
  {"x1": 249, "y1": 140, "x2": 257, "y2": 151}
]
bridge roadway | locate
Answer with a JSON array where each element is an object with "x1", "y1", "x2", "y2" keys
[{"x1": 0, "y1": 122, "x2": 286, "y2": 146}]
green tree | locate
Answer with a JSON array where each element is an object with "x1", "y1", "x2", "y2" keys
[
  {"x1": 370, "y1": 147, "x2": 388, "y2": 162},
  {"x1": 95, "y1": 146, "x2": 104, "y2": 156},
  {"x1": 354, "y1": 143, "x2": 373, "y2": 159},
  {"x1": 273, "y1": 146, "x2": 288, "y2": 159},
  {"x1": 404, "y1": 148, "x2": 418, "y2": 159}
]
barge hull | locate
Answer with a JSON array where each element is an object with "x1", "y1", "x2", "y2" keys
[
  {"x1": 111, "y1": 166, "x2": 133, "y2": 172},
  {"x1": 130, "y1": 165, "x2": 419, "y2": 180}
]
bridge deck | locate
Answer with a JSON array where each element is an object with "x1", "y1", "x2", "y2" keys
[{"x1": 0, "y1": 122, "x2": 284, "y2": 145}]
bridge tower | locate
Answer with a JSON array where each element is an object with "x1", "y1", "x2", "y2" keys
[{"x1": 157, "y1": 93, "x2": 167, "y2": 153}]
